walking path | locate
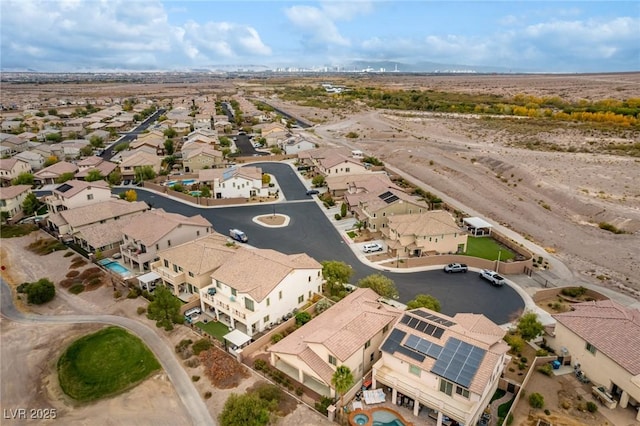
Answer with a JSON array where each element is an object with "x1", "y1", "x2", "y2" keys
[{"x1": 488, "y1": 391, "x2": 513, "y2": 426}]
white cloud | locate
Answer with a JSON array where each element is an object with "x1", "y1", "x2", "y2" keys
[{"x1": 285, "y1": 5, "x2": 350, "y2": 46}]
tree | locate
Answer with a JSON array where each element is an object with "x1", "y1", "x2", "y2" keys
[
  {"x1": 55, "y1": 172, "x2": 75, "y2": 184},
  {"x1": 12, "y1": 172, "x2": 35, "y2": 186},
  {"x1": 528, "y1": 392, "x2": 544, "y2": 409},
  {"x1": 21, "y1": 192, "x2": 41, "y2": 216},
  {"x1": 43, "y1": 156, "x2": 59, "y2": 167},
  {"x1": 312, "y1": 175, "x2": 325, "y2": 187},
  {"x1": 45, "y1": 132, "x2": 62, "y2": 142},
  {"x1": 331, "y1": 365, "x2": 354, "y2": 408},
  {"x1": 123, "y1": 189, "x2": 137, "y2": 202},
  {"x1": 107, "y1": 169, "x2": 122, "y2": 185},
  {"x1": 219, "y1": 136, "x2": 231, "y2": 147},
  {"x1": 516, "y1": 312, "x2": 544, "y2": 341},
  {"x1": 85, "y1": 169, "x2": 104, "y2": 182},
  {"x1": 261, "y1": 173, "x2": 271, "y2": 185},
  {"x1": 146, "y1": 286, "x2": 183, "y2": 331},
  {"x1": 357, "y1": 274, "x2": 399, "y2": 299},
  {"x1": 340, "y1": 203, "x2": 347, "y2": 218},
  {"x1": 406, "y1": 294, "x2": 441, "y2": 312},
  {"x1": 47, "y1": 108, "x2": 58, "y2": 116},
  {"x1": 135, "y1": 165, "x2": 156, "y2": 182},
  {"x1": 354, "y1": 220, "x2": 365, "y2": 232},
  {"x1": 321, "y1": 261, "x2": 353, "y2": 296},
  {"x1": 295, "y1": 311, "x2": 312, "y2": 326},
  {"x1": 79, "y1": 145, "x2": 94, "y2": 157},
  {"x1": 164, "y1": 139, "x2": 175, "y2": 155},
  {"x1": 89, "y1": 135, "x2": 104, "y2": 148},
  {"x1": 200, "y1": 185, "x2": 211, "y2": 198},
  {"x1": 114, "y1": 142, "x2": 129, "y2": 152},
  {"x1": 163, "y1": 127, "x2": 177, "y2": 139},
  {"x1": 218, "y1": 393, "x2": 271, "y2": 426},
  {"x1": 24, "y1": 278, "x2": 56, "y2": 304},
  {"x1": 270, "y1": 146, "x2": 282, "y2": 155}
]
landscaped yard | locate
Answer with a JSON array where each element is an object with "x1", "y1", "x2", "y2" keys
[
  {"x1": 57, "y1": 326, "x2": 160, "y2": 401},
  {"x1": 464, "y1": 236, "x2": 515, "y2": 261},
  {"x1": 0, "y1": 223, "x2": 38, "y2": 238},
  {"x1": 195, "y1": 320, "x2": 229, "y2": 342}
]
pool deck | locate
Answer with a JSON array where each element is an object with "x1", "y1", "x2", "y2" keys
[
  {"x1": 346, "y1": 389, "x2": 441, "y2": 426},
  {"x1": 348, "y1": 406, "x2": 414, "y2": 426}
]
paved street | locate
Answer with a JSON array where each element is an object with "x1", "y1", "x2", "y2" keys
[
  {"x1": 101, "y1": 108, "x2": 166, "y2": 161},
  {"x1": 122, "y1": 162, "x2": 525, "y2": 325}
]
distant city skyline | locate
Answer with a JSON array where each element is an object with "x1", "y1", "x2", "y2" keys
[{"x1": 1, "y1": 1, "x2": 638, "y2": 73}]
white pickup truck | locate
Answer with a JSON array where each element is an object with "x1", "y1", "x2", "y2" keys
[
  {"x1": 443, "y1": 263, "x2": 468, "y2": 273},
  {"x1": 480, "y1": 269, "x2": 506, "y2": 286}
]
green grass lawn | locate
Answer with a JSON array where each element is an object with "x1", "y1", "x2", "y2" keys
[
  {"x1": 57, "y1": 326, "x2": 160, "y2": 402},
  {"x1": 195, "y1": 320, "x2": 229, "y2": 342},
  {"x1": 463, "y1": 237, "x2": 515, "y2": 261},
  {"x1": 346, "y1": 231, "x2": 356, "y2": 239}
]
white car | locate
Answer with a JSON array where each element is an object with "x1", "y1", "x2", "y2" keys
[
  {"x1": 363, "y1": 243, "x2": 384, "y2": 253},
  {"x1": 480, "y1": 269, "x2": 506, "y2": 286}
]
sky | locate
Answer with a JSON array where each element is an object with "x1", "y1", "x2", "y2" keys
[{"x1": 1, "y1": 0, "x2": 638, "y2": 73}]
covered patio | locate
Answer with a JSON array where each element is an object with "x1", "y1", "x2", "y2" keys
[
  {"x1": 463, "y1": 217, "x2": 493, "y2": 236},
  {"x1": 137, "y1": 271, "x2": 161, "y2": 291}
]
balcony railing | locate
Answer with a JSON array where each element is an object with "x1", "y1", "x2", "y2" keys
[{"x1": 153, "y1": 266, "x2": 185, "y2": 283}]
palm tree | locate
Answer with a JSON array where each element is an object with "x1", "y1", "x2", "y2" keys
[{"x1": 331, "y1": 365, "x2": 355, "y2": 408}]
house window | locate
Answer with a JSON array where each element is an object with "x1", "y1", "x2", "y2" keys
[
  {"x1": 216, "y1": 281, "x2": 221, "y2": 289},
  {"x1": 173, "y1": 264, "x2": 178, "y2": 273},
  {"x1": 440, "y1": 379, "x2": 453, "y2": 396},
  {"x1": 298, "y1": 295, "x2": 304, "y2": 303},
  {"x1": 345, "y1": 168, "x2": 350, "y2": 172},
  {"x1": 409, "y1": 365, "x2": 421, "y2": 377},
  {"x1": 266, "y1": 298, "x2": 270, "y2": 307},
  {"x1": 328, "y1": 355, "x2": 336, "y2": 366},
  {"x1": 188, "y1": 272, "x2": 194, "y2": 277},
  {"x1": 87, "y1": 194, "x2": 93, "y2": 200},
  {"x1": 264, "y1": 315, "x2": 269, "y2": 323},
  {"x1": 365, "y1": 340, "x2": 371, "y2": 349},
  {"x1": 245, "y1": 298, "x2": 254, "y2": 312},
  {"x1": 370, "y1": 353, "x2": 374, "y2": 361},
  {"x1": 279, "y1": 290, "x2": 283, "y2": 300},
  {"x1": 456, "y1": 386, "x2": 470, "y2": 398},
  {"x1": 156, "y1": 244, "x2": 159, "y2": 250},
  {"x1": 231, "y1": 288, "x2": 237, "y2": 297},
  {"x1": 586, "y1": 342, "x2": 597, "y2": 355},
  {"x1": 167, "y1": 240, "x2": 171, "y2": 247},
  {"x1": 164, "y1": 259, "x2": 169, "y2": 268},
  {"x1": 383, "y1": 324, "x2": 389, "y2": 333},
  {"x1": 197, "y1": 231, "x2": 200, "y2": 237}
]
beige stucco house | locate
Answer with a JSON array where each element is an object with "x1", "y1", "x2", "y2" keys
[
  {"x1": 44, "y1": 179, "x2": 111, "y2": 213},
  {"x1": 182, "y1": 145, "x2": 223, "y2": 172},
  {"x1": 0, "y1": 158, "x2": 32, "y2": 186},
  {"x1": 118, "y1": 150, "x2": 162, "y2": 180},
  {"x1": 0, "y1": 185, "x2": 32, "y2": 221},
  {"x1": 549, "y1": 300, "x2": 640, "y2": 421},
  {"x1": 382, "y1": 210, "x2": 468, "y2": 257},
  {"x1": 120, "y1": 209, "x2": 212, "y2": 273},
  {"x1": 373, "y1": 308, "x2": 510, "y2": 426},
  {"x1": 269, "y1": 288, "x2": 402, "y2": 397}
]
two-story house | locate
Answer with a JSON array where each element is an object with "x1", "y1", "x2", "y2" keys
[
  {"x1": 549, "y1": 300, "x2": 640, "y2": 421},
  {"x1": 382, "y1": 210, "x2": 468, "y2": 257},
  {"x1": 0, "y1": 185, "x2": 32, "y2": 222},
  {"x1": 317, "y1": 152, "x2": 369, "y2": 177},
  {"x1": 120, "y1": 209, "x2": 213, "y2": 273},
  {"x1": 281, "y1": 136, "x2": 316, "y2": 155},
  {"x1": 373, "y1": 308, "x2": 510, "y2": 426},
  {"x1": 325, "y1": 172, "x2": 399, "y2": 199},
  {"x1": 345, "y1": 188, "x2": 430, "y2": 233},
  {"x1": 75, "y1": 156, "x2": 118, "y2": 181},
  {"x1": 200, "y1": 248, "x2": 322, "y2": 337},
  {"x1": 182, "y1": 145, "x2": 223, "y2": 172},
  {"x1": 268, "y1": 288, "x2": 402, "y2": 397},
  {"x1": 14, "y1": 151, "x2": 45, "y2": 171},
  {"x1": 150, "y1": 233, "x2": 236, "y2": 300},
  {"x1": 198, "y1": 166, "x2": 268, "y2": 199},
  {"x1": 44, "y1": 179, "x2": 111, "y2": 213},
  {"x1": 0, "y1": 158, "x2": 32, "y2": 186},
  {"x1": 33, "y1": 161, "x2": 79, "y2": 185},
  {"x1": 117, "y1": 150, "x2": 162, "y2": 181}
]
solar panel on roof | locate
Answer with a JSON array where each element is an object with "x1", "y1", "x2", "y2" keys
[
  {"x1": 412, "y1": 310, "x2": 456, "y2": 327},
  {"x1": 381, "y1": 328, "x2": 407, "y2": 355},
  {"x1": 383, "y1": 195, "x2": 399, "y2": 204},
  {"x1": 378, "y1": 191, "x2": 393, "y2": 200},
  {"x1": 400, "y1": 315, "x2": 411, "y2": 325},
  {"x1": 397, "y1": 345, "x2": 426, "y2": 362},
  {"x1": 431, "y1": 338, "x2": 486, "y2": 389},
  {"x1": 56, "y1": 183, "x2": 73, "y2": 193},
  {"x1": 403, "y1": 333, "x2": 443, "y2": 360},
  {"x1": 433, "y1": 328, "x2": 445, "y2": 339}
]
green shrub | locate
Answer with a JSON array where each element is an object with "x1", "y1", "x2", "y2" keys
[
  {"x1": 529, "y1": 392, "x2": 544, "y2": 409},
  {"x1": 192, "y1": 375, "x2": 200, "y2": 382},
  {"x1": 271, "y1": 333, "x2": 283, "y2": 344},
  {"x1": 137, "y1": 307, "x2": 147, "y2": 315},
  {"x1": 254, "y1": 359, "x2": 267, "y2": 371},
  {"x1": 295, "y1": 311, "x2": 312, "y2": 326},
  {"x1": 23, "y1": 278, "x2": 56, "y2": 304},
  {"x1": 69, "y1": 284, "x2": 85, "y2": 294},
  {"x1": 192, "y1": 339, "x2": 213, "y2": 355},
  {"x1": 334, "y1": 213, "x2": 342, "y2": 220},
  {"x1": 127, "y1": 289, "x2": 140, "y2": 299},
  {"x1": 586, "y1": 401, "x2": 598, "y2": 413},
  {"x1": 295, "y1": 387, "x2": 303, "y2": 396},
  {"x1": 520, "y1": 357, "x2": 528, "y2": 363},
  {"x1": 537, "y1": 364, "x2": 553, "y2": 376},
  {"x1": 315, "y1": 396, "x2": 334, "y2": 415},
  {"x1": 560, "y1": 286, "x2": 587, "y2": 298},
  {"x1": 204, "y1": 391, "x2": 212, "y2": 399},
  {"x1": 506, "y1": 413, "x2": 514, "y2": 425},
  {"x1": 113, "y1": 290, "x2": 122, "y2": 299},
  {"x1": 544, "y1": 409, "x2": 551, "y2": 415}
]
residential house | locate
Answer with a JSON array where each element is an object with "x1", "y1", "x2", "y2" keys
[
  {"x1": 199, "y1": 166, "x2": 269, "y2": 199},
  {"x1": 33, "y1": 161, "x2": 78, "y2": 185},
  {"x1": 130, "y1": 130, "x2": 165, "y2": 155},
  {"x1": 281, "y1": 136, "x2": 316, "y2": 155},
  {"x1": 549, "y1": 300, "x2": 640, "y2": 421},
  {"x1": 1, "y1": 121, "x2": 22, "y2": 132},
  {"x1": 382, "y1": 210, "x2": 468, "y2": 257},
  {"x1": 46, "y1": 199, "x2": 148, "y2": 242},
  {"x1": 0, "y1": 135, "x2": 29, "y2": 154},
  {"x1": 260, "y1": 123, "x2": 289, "y2": 147},
  {"x1": 268, "y1": 288, "x2": 402, "y2": 397},
  {"x1": 373, "y1": 308, "x2": 510, "y2": 425},
  {"x1": 74, "y1": 156, "x2": 118, "y2": 181},
  {"x1": 183, "y1": 145, "x2": 223, "y2": 172},
  {"x1": 14, "y1": 151, "x2": 45, "y2": 171},
  {"x1": 151, "y1": 233, "x2": 236, "y2": 299},
  {"x1": 201, "y1": 248, "x2": 323, "y2": 337},
  {"x1": 120, "y1": 209, "x2": 213, "y2": 273},
  {"x1": 44, "y1": 179, "x2": 111, "y2": 213},
  {"x1": 0, "y1": 185, "x2": 32, "y2": 221},
  {"x1": 325, "y1": 172, "x2": 399, "y2": 199},
  {"x1": 317, "y1": 152, "x2": 368, "y2": 177},
  {"x1": 118, "y1": 150, "x2": 162, "y2": 180},
  {"x1": 0, "y1": 158, "x2": 32, "y2": 186},
  {"x1": 49, "y1": 139, "x2": 90, "y2": 160},
  {"x1": 345, "y1": 188, "x2": 430, "y2": 233}
]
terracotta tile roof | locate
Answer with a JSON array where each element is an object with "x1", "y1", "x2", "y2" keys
[
  {"x1": 319, "y1": 152, "x2": 363, "y2": 170},
  {"x1": 269, "y1": 288, "x2": 402, "y2": 362},
  {"x1": 34, "y1": 161, "x2": 78, "y2": 179},
  {"x1": 77, "y1": 216, "x2": 137, "y2": 249},
  {"x1": 387, "y1": 210, "x2": 462, "y2": 237},
  {"x1": 552, "y1": 300, "x2": 640, "y2": 375},
  {"x1": 211, "y1": 249, "x2": 321, "y2": 302},
  {"x1": 59, "y1": 199, "x2": 149, "y2": 228},
  {"x1": 0, "y1": 184, "x2": 31, "y2": 200},
  {"x1": 77, "y1": 156, "x2": 103, "y2": 167},
  {"x1": 184, "y1": 145, "x2": 222, "y2": 160},
  {"x1": 121, "y1": 209, "x2": 212, "y2": 246},
  {"x1": 0, "y1": 158, "x2": 28, "y2": 171},
  {"x1": 75, "y1": 161, "x2": 118, "y2": 179},
  {"x1": 345, "y1": 187, "x2": 427, "y2": 213},
  {"x1": 299, "y1": 347, "x2": 335, "y2": 385},
  {"x1": 157, "y1": 233, "x2": 237, "y2": 275},
  {"x1": 387, "y1": 308, "x2": 508, "y2": 395},
  {"x1": 53, "y1": 179, "x2": 109, "y2": 198},
  {"x1": 118, "y1": 150, "x2": 161, "y2": 168}
]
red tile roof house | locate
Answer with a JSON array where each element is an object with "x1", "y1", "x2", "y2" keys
[{"x1": 548, "y1": 300, "x2": 640, "y2": 421}]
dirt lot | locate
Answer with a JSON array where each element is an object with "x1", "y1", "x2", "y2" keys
[{"x1": 260, "y1": 73, "x2": 640, "y2": 298}]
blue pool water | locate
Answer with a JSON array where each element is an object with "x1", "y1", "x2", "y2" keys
[
  {"x1": 100, "y1": 259, "x2": 130, "y2": 276},
  {"x1": 353, "y1": 413, "x2": 369, "y2": 425},
  {"x1": 372, "y1": 410, "x2": 406, "y2": 426},
  {"x1": 166, "y1": 180, "x2": 177, "y2": 186},
  {"x1": 190, "y1": 190, "x2": 202, "y2": 197},
  {"x1": 182, "y1": 179, "x2": 197, "y2": 185}
]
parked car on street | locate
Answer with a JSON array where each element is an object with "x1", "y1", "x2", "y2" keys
[
  {"x1": 480, "y1": 269, "x2": 506, "y2": 286},
  {"x1": 363, "y1": 243, "x2": 384, "y2": 253},
  {"x1": 444, "y1": 263, "x2": 468, "y2": 273},
  {"x1": 306, "y1": 189, "x2": 320, "y2": 195}
]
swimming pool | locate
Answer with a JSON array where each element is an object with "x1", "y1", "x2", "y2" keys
[
  {"x1": 99, "y1": 259, "x2": 131, "y2": 277},
  {"x1": 348, "y1": 407, "x2": 408, "y2": 426},
  {"x1": 189, "y1": 190, "x2": 202, "y2": 197},
  {"x1": 166, "y1": 180, "x2": 177, "y2": 186},
  {"x1": 182, "y1": 179, "x2": 197, "y2": 185}
]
